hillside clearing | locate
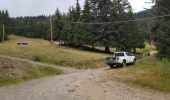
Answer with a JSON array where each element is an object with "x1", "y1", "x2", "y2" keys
[{"x1": 0, "y1": 35, "x2": 112, "y2": 69}]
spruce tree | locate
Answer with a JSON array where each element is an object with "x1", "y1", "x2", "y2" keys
[
  {"x1": 81, "y1": 0, "x2": 95, "y2": 48},
  {"x1": 0, "y1": 10, "x2": 10, "y2": 42},
  {"x1": 75, "y1": 0, "x2": 81, "y2": 21},
  {"x1": 154, "y1": 0, "x2": 170, "y2": 58},
  {"x1": 54, "y1": 8, "x2": 62, "y2": 41},
  {"x1": 96, "y1": 0, "x2": 112, "y2": 52}
]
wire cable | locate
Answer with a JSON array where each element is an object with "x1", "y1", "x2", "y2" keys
[
  {"x1": 6, "y1": 26, "x2": 32, "y2": 29},
  {"x1": 60, "y1": 14, "x2": 170, "y2": 25}
]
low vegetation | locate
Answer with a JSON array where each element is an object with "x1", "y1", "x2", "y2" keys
[
  {"x1": 0, "y1": 35, "x2": 111, "y2": 69},
  {"x1": 0, "y1": 57, "x2": 62, "y2": 87},
  {"x1": 108, "y1": 56, "x2": 170, "y2": 92}
]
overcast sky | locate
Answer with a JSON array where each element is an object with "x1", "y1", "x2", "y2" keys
[{"x1": 0, "y1": 0, "x2": 153, "y2": 17}]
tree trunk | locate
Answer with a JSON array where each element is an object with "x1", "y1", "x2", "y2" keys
[
  {"x1": 92, "y1": 45, "x2": 95, "y2": 49},
  {"x1": 116, "y1": 48, "x2": 119, "y2": 52},
  {"x1": 116, "y1": 47, "x2": 121, "y2": 52},
  {"x1": 59, "y1": 41, "x2": 61, "y2": 46},
  {"x1": 133, "y1": 48, "x2": 136, "y2": 54},
  {"x1": 105, "y1": 46, "x2": 110, "y2": 53}
]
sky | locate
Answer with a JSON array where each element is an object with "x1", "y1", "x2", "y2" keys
[{"x1": 0, "y1": 0, "x2": 153, "y2": 17}]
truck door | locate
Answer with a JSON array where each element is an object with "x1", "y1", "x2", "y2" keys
[{"x1": 125, "y1": 52, "x2": 131, "y2": 63}]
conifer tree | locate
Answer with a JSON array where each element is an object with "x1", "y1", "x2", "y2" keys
[
  {"x1": 54, "y1": 8, "x2": 62, "y2": 41},
  {"x1": 154, "y1": 0, "x2": 170, "y2": 58}
]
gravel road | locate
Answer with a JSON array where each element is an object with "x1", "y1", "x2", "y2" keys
[
  {"x1": 0, "y1": 68, "x2": 170, "y2": 100},
  {"x1": 0, "y1": 54, "x2": 170, "y2": 100}
]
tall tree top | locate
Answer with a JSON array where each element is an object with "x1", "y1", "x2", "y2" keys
[
  {"x1": 81, "y1": 0, "x2": 91, "y2": 22},
  {"x1": 55, "y1": 8, "x2": 61, "y2": 20},
  {"x1": 76, "y1": 0, "x2": 81, "y2": 20}
]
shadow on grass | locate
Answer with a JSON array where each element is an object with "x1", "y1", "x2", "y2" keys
[
  {"x1": 59, "y1": 44, "x2": 114, "y2": 54},
  {"x1": 106, "y1": 63, "x2": 135, "y2": 70}
]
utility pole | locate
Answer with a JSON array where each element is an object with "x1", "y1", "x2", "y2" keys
[
  {"x1": 50, "y1": 16, "x2": 53, "y2": 44},
  {"x1": 2, "y1": 24, "x2": 5, "y2": 43}
]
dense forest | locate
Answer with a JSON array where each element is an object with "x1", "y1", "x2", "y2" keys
[
  {"x1": 0, "y1": 0, "x2": 169, "y2": 58},
  {"x1": 10, "y1": 16, "x2": 50, "y2": 39},
  {"x1": 0, "y1": 10, "x2": 10, "y2": 41},
  {"x1": 5, "y1": 0, "x2": 145, "y2": 53}
]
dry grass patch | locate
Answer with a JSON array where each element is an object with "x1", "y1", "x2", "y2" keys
[{"x1": 108, "y1": 56, "x2": 170, "y2": 92}]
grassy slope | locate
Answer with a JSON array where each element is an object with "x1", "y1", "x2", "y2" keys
[
  {"x1": 0, "y1": 35, "x2": 111, "y2": 69},
  {"x1": 0, "y1": 57, "x2": 62, "y2": 87},
  {"x1": 108, "y1": 56, "x2": 170, "y2": 92}
]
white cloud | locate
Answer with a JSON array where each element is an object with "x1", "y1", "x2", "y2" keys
[{"x1": 129, "y1": 0, "x2": 153, "y2": 12}]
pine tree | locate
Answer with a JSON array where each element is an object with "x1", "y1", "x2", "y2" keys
[
  {"x1": 96, "y1": 0, "x2": 112, "y2": 52},
  {"x1": 154, "y1": 0, "x2": 170, "y2": 58},
  {"x1": 75, "y1": 0, "x2": 81, "y2": 21},
  {"x1": 54, "y1": 8, "x2": 62, "y2": 41},
  {"x1": 123, "y1": 5, "x2": 145, "y2": 52},
  {"x1": 0, "y1": 10, "x2": 10, "y2": 42},
  {"x1": 62, "y1": 7, "x2": 77, "y2": 45},
  {"x1": 81, "y1": 0, "x2": 95, "y2": 48},
  {"x1": 81, "y1": 0, "x2": 91, "y2": 22}
]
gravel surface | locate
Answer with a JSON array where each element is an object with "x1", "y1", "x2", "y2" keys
[
  {"x1": 0, "y1": 68, "x2": 170, "y2": 100},
  {"x1": 0, "y1": 54, "x2": 170, "y2": 100}
]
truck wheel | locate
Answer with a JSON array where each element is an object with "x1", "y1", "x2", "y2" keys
[
  {"x1": 110, "y1": 65, "x2": 114, "y2": 68},
  {"x1": 122, "y1": 60, "x2": 126, "y2": 67},
  {"x1": 132, "y1": 59, "x2": 136, "y2": 65}
]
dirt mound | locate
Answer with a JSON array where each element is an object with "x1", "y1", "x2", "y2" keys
[
  {"x1": 0, "y1": 58, "x2": 27, "y2": 78},
  {"x1": 0, "y1": 57, "x2": 62, "y2": 86}
]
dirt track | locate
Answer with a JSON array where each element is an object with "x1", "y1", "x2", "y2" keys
[
  {"x1": 0, "y1": 68, "x2": 170, "y2": 100},
  {"x1": 0, "y1": 55, "x2": 79, "y2": 74},
  {"x1": 0, "y1": 55, "x2": 170, "y2": 100}
]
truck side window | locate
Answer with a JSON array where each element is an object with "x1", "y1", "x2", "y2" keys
[
  {"x1": 126, "y1": 52, "x2": 130, "y2": 56},
  {"x1": 115, "y1": 53, "x2": 124, "y2": 56}
]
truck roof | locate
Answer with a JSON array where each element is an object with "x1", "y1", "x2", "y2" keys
[{"x1": 115, "y1": 51, "x2": 126, "y2": 53}]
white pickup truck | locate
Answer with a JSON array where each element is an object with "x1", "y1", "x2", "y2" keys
[{"x1": 105, "y1": 51, "x2": 136, "y2": 68}]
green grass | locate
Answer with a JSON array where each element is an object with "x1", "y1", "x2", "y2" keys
[
  {"x1": 0, "y1": 35, "x2": 111, "y2": 69},
  {"x1": 0, "y1": 77, "x2": 20, "y2": 87},
  {"x1": 0, "y1": 57, "x2": 63, "y2": 87},
  {"x1": 108, "y1": 56, "x2": 170, "y2": 92},
  {"x1": 21, "y1": 66, "x2": 62, "y2": 80}
]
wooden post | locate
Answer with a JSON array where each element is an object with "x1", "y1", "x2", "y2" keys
[
  {"x1": 50, "y1": 16, "x2": 53, "y2": 44},
  {"x1": 2, "y1": 24, "x2": 5, "y2": 43}
]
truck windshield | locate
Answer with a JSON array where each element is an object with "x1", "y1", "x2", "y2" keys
[{"x1": 115, "y1": 53, "x2": 124, "y2": 57}]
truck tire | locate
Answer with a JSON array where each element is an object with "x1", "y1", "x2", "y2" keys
[
  {"x1": 122, "y1": 60, "x2": 126, "y2": 67},
  {"x1": 132, "y1": 59, "x2": 136, "y2": 65},
  {"x1": 109, "y1": 64, "x2": 114, "y2": 68}
]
